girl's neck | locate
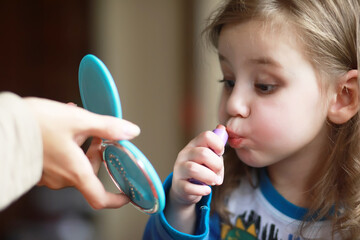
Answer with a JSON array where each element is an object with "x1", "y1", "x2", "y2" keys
[
  {"x1": 266, "y1": 128, "x2": 329, "y2": 208},
  {"x1": 267, "y1": 163, "x2": 316, "y2": 208}
]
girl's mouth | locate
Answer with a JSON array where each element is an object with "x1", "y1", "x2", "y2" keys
[{"x1": 226, "y1": 129, "x2": 245, "y2": 148}]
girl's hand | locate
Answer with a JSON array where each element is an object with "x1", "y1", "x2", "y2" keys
[
  {"x1": 172, "y1": 126, "x2": 226, "y2": 205},
  {"x1": 165, "y1": 125, "x2": 226, "y2": 234}
]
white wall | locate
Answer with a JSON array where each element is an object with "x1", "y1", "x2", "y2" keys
[{"x1": 193, "y1": 0, "x2": 223, "y2": 132}]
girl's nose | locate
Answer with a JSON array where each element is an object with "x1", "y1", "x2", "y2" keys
[{"x1": 226, "y1": 90, "x2": 251, "y2": 118}]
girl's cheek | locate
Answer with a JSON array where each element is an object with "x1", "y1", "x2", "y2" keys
[
  {"x1": 253, "y1": 116, "x2": 276, "y2": 141},
  {"x1": 252, "y1": 109, "x2": 290, "y2": 144}
]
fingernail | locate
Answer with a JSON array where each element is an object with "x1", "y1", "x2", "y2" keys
[
  {"x1": 216, "y1": 175, "x2": 223, "y2": 185},
  {"x1": 67, "y1": 102, "x2": 78, "y2": 107},
  {"x1": 124, "y1": 123, "x2": 141, "y2": 137}
]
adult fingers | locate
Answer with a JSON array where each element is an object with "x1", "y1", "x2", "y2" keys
[
  {"x1": 75, "y1": 162, "x2": 130, "y2": 209},
  {"x1": 90, "y1": 116, "x2": 140, "y2": 140},
  {"x1": 83, "y1": 184, "x2": 130, "y2": 209},
  {"x1": 86, "y1": 137, "x2": 103, "y2": 175},
  {"x1": 70, "y1": 143, "x2": 130, "y2": 209},
  {"x1": 75, "y1": 108, "x2": 140, "y2": 140}
]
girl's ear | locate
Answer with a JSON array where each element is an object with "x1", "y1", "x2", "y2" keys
[{"x1": 328, "y1": 70, "x2": 359, "y2": 124}]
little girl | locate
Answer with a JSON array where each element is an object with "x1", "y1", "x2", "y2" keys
[{"x1": 144, "y1": 0, "x2": 360, "y2": 239}]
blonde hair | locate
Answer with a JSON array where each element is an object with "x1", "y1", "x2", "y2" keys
[{"x1": 206, "y1": 0, "x2": 360, "y2": 238}]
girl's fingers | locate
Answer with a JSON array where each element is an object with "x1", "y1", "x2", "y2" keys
[
  {"x1": 177, "y1": 147, "x2": 224, "y2": 176},
  {"x1": 177, "y1": 179, "x2": 212, "y2": 198},
  {"x1": 186, "y1": 130, "x2": 225, "y2": 156},
  {"x1": 179, "y1": 161, "x2": 223, "y2": 186},
  {"x1": 171, "y1": 128, "x2": 227, "y2": 204}
]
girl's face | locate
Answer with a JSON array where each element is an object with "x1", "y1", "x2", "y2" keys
[{"x1": 218, "y1": 20, "x2": 331, "y2": 168}]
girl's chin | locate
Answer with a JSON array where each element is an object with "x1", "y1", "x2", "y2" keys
[
  {"x1": 241, "y1": 160, "x2": 268, "y2": 168},
  {"x1": 235, "y1": 150, "x2": 269, "y2": 168}
]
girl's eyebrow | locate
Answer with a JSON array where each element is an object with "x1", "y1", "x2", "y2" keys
[
  {"x1": 248, "y1": 57, "x2": 283, "y2": 69},
  {"x1": 218, "y1": 53, "x2": 283, "y2": 69}
]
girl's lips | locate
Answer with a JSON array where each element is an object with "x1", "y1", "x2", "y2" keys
[{"x1": 226, "y1": 129, "x2": 246, "y2": 148}]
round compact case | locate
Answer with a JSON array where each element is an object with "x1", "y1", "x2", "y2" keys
[{"x1": 78, "y1": 54, "x2": 165, "y2": 214}]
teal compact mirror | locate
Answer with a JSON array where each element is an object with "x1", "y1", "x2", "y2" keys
[{"x1": 78, "y1": 54, "x2": 165, "y2": 214}]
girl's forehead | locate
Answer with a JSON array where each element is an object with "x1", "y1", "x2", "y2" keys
[
  {"x1": 218, "y1": 20, "x2": 308, "y2": 66},
  {"x1": 218, "y1": 20, "x2": 325, "y2": 88},
  {"x1": 220, "y1": 20, "x2": 301, "y2": 51}
]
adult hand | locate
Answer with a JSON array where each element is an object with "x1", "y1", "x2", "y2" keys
[{"x1": 25, "y1": 97, "x2": 140, "y2": 209}]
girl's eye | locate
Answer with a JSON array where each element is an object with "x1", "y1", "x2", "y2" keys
[
  {"x1": 219, "y1": 79, "x2": 235, "y2": 89},
  {"x1": 254, "y1": 83, "x2": 277, "y2": 94}
]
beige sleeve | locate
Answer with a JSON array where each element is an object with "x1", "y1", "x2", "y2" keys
[{"x1": 0, "y1": 92, "x2": 43, "y2": 210}]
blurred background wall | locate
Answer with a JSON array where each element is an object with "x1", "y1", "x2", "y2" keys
[{"x1": 0, "y1": 0, "x2": 221, "y2": 239}]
